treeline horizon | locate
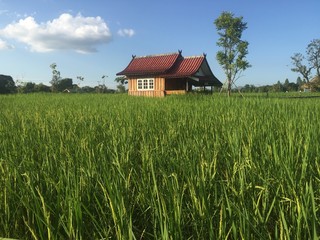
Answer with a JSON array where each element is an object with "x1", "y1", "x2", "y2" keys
[
  {"x1": 0, "y1": 74, "x2": 125, "y2": 94},
  {"x1": 1, "y1": 74, "x2": 320, "y2": 95}
]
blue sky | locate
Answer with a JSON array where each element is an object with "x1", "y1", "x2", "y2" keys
[{"x1": 0, "y1": 0, "x2": 319, "y2": 89}]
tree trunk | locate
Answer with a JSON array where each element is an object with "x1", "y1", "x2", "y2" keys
[{"x1": 227, "y1": 79, "x2": 232, "y2": 96}]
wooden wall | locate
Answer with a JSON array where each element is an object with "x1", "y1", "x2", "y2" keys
[
  {"x1": 128, "y1": 77, "x2": 187, "y2": 97},
  {"x1": 128, "y1": 77, "x2": 165, "y2": 97},
  {"x1": 129, "y1": 90, "x2": 166, "y2": 97}
]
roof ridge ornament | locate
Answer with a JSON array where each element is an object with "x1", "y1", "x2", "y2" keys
[
  {"x1": 203, "y1": 53, "x2": 207, "y2": 58},
  {"x1": 134, "y1": 52, "x2": 180, "y2": 58}
]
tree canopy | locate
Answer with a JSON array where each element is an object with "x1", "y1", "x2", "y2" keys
[
  {"x1": 291, "y1": 39, "x2": 320, "y2": 82},
  {"x1": 291, "y1": 53, "x2": 313, "y2": 82},
  {"x1": 49, "y1": 63, "x2": 73, "y2": 92},
  {"x1": 307, "y1": 39, "x2": 320, "y2": 77},
  {"x1": 0, "y1": 74, "x2": 16, "y2": 94},
  {"x1": 214, "y1": 11, "x2": 251, "y2": 96}
]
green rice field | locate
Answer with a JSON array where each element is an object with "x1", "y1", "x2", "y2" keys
[{"x1": 0, "y1": 93, "x2": 319, "y2": 239}]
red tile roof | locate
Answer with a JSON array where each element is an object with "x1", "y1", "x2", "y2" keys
[
  {"x1": 117, "y1": 51, "x2": 222, "y2": 86},
  {"x1": 161, "y1": 56, "x2": 204, "y2": 78},
  {"x1": 116, "y1": 52, "x2": 180, "y2": 76}
]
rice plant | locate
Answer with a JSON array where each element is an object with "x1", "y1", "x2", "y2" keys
[{"x1": 0, "y1": 93, "x2": 319, "y2": 239}]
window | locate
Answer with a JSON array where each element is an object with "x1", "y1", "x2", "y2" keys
[
  {"x1": 149, "y1": 79, "x2": 154, "y2": 89},
  {"x1": 143, "y1": 79, "x2": 148, "y2": 89},
  {"x1": 137, "y1": 78, "x2": 154, "y2": 90}
]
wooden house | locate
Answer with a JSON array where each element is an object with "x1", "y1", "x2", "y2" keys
[
  {"x1": 116, "y1": 51, "x2": 222, "y2": 97},
  {"x1": 301, "y1": 76, "x2": 320, "y2": 92}
]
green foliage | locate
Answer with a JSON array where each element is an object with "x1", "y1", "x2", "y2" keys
[
  {"x1": 115, "y1": 76, "x2": 128, "y2": 93},
  {"x1": 0, "y1": 74, "x2": 16, "y2": 94},
  {"x1": 291, "y1": 38, "x2": 320, "y2": 81},
  {"x1": 307, "y1": 39, "x2": 320, "y2": 77},
  {"x1": 34, "y1": 83, "x2": 51, "y2": 93},
  {"x1": 291, "y1": 53, "x2": 312, "y2": 82},
  {"x1": 57, "y1": 78, "x2": 73, "y2": 92},
  {"x1": 49, "y1": 63, "x2": 73, "y2": 92},
  {"x1": 0, "y1": 94, "x2": 319, "y2": 239},
  {"x1": 114, "y1": 76, "x2": 128, "y2": 85},
  {"x1": 241, "y1": 78, "x2": 302, "y2": 93},
  {"x1": 17, "y1": 82, "x2": 52, "y2": 94},
  {"x1": 49, "y1": 63, "x2": 61, "y2": 92},
  {"x1": 17, "y1": 82, "x2": 36, "y2": 93},
  {"x1": 214, "y1": 12, "x2": 251, "y2": 95},
  {"x1": 116, "y1": 84, "x2": 126, "y2": 93}
]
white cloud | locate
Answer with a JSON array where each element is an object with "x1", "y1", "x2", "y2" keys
[
  {"x1": 0, "y1": 38, "x2": 14, "y2": 50},
  {"x1": 0, "y1": 13, "x2": 112, "y2": 53},
  {"x1": 117, "y1": 28, "x2": 135, "y2": 37}
]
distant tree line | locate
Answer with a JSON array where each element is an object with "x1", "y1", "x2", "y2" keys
[
  {"x1": 0, "y1": 63, "x2": 128, "y2": 94},
  {"x1": 0, "y1": 75, "x2": 120, "y2": 94},
  {"x1": 240, "y1": 77, "x2": 308, "y2": 93},
  {"x1": 1, "y1": 74, "x2": 318, "y2": 95},
  {"x1": 240, "y1": 38, "x2": 320, "y2": 93},
  {"x1": 16, "y1": 81, "x2": 118, "y2": 94}
]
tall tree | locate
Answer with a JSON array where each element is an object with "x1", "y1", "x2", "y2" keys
[
  {"x1": 307, "y1": 39, "x2": 320, "y2": 77},
  {"x1": 214, "y1": 12, "x2": 251, "y2": 96},
  {"x1": 291, "y1": 53, "x2": 312, "y2": 82},
  {"x1": 115, "y1": 76, "x2": 128, "y2": 93},
  {"x1": 291, "y1": 39, "x2": 320, "y2": 82},
  {"x1": 49, "y1": 63, "x2": 61, "y2": 92}
]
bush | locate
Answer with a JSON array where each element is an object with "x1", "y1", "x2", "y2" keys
[{"x1": 0, "y1": 74, "x2": 16, "y2": 94}]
